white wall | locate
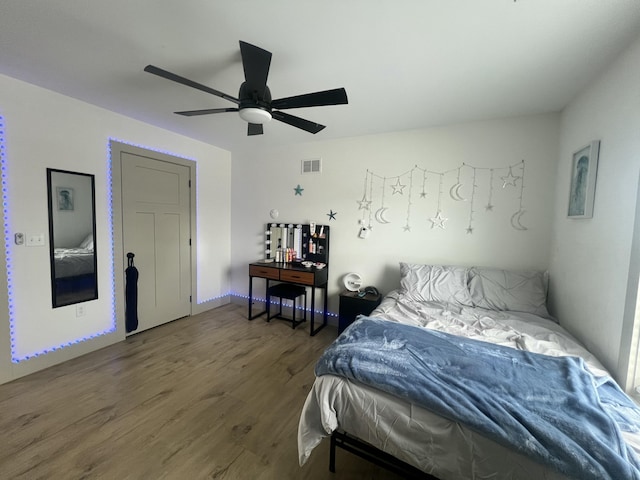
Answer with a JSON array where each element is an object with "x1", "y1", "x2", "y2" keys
[
  {"x1": 230, "y1": 113, "x2": 560, "y2": 316},
  {"x1": 0, "y1": 74, "x2": 232, "y2": 384},
  {"x1": 549, "y1": 33, "x2": 640, "y2": 380}
]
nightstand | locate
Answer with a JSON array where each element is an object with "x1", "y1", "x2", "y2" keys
[{"x1": 338, "y1": 290, "x2": 382, "y2": 334}]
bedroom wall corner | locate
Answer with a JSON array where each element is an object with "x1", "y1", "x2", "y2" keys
[
  {"x1": 618, "y1": 171, "x2": 640, "y2": 392},
  {"x1": 548, "y1": 32, "x2": 640, "y2": 381}
]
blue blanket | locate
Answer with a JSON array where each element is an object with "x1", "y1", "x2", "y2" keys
[{"x1": 315, "y1": 317, "x2": 640, "y2": 480}]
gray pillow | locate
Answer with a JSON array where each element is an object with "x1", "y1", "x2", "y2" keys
[
  {"x1": 469, "y1": 267, "x2": 550, "y2": 318},
  {"x1": 400, "y1": 263, "x2": 473, "y2": 306}
]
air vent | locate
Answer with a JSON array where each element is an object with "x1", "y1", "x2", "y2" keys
[{"x1": 301, "y1": 158, "x2": 322, "y2": 174}]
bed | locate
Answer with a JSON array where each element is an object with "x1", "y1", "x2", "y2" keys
[{"x1": 298, "y1": 264, "x2": 640, "y2": 480}]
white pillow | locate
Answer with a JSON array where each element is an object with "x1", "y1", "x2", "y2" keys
[
  {"x1": 399, "y1": 263, "x2": 473, "y2": 306},
  {"x1": 79, "y1": 233, "x2": 94, "y2": 250},
  {"x1": 469, "y1": 267, "x2": 550, "y2": 318}
]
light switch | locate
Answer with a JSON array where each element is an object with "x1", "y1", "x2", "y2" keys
[{"x1": 26, "y1": 233, "x2": 45, "y2": 247}]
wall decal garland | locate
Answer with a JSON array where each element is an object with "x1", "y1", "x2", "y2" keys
[
  {"x1": 466, "y1": 166, "x2": 478, "y2": 234},
  {"x1": 374, "y1": 177, "x2": 390, "y2": 224},
  {"x1": 357, "y1": 160, "x2": 527, "y2": 233},
  {"x1": 429, "y1": 174, "x2": 447, "y2": 229}
]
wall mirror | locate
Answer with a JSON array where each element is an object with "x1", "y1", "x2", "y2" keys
[{"x1": 47, "y1": 168, "x2": 98, "y2": 308}]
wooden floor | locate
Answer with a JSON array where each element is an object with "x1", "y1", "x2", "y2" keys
[{"x1": 0, "y1": 304, "x2": 404, "y2": 479}]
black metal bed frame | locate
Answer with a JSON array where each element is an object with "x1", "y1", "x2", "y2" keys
[{"x1": 330, "y1": 431, "x2": 439, "y2": 479}]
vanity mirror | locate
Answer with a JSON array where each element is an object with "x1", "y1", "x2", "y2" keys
[
  {"x1": 47, "y1": 168, "x2": 98, "y2": 308},
  {"x1": 264, "y1": 223, "x2": 329, "y2": 265}
]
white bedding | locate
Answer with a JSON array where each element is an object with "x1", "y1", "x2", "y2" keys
[
  {"x1": 54, "y1": 247, "x2": 95, "y2": 278},
  {"x1": 298, "y1": 290, "x2": 640, "y2": 479}
]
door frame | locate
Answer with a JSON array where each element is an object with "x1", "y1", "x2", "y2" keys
[{"x1": 109, "y1": 140, "x2": 197, "y2": 335}]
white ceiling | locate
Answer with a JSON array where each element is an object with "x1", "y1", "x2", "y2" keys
[{"x1": 1, "y1": 1, "x2": 639, "y2": 152}]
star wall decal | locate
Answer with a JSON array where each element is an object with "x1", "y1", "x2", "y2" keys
[
  {"x1": 466, "y1": 226, "x2": 474, "y2": 234},
  {"x1": 294, "y1": 184, "x2": 304, "y2": 195},
  {"x1": 501, "y1": 169, "x2": 520, "y2": 188},
  {"x1": 403, "y1": 224, "x2": 411, "y2": 232},
  {"x1": 357, "y1": 194, "x2": 372, "y2": 210},
  {"x1": 327, "y1": 210, "x2": 337, "y2": 220},
  {"x1": 391, "y1": 178, "x2": 406, "y2": 195},
  {"x1": 485, "y1": 203, "x2": 494, "y2": 211},
  {"x1": 429, "y1": 211, "x2": 448, "y2": 229}
]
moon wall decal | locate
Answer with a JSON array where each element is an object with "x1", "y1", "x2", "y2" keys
[
  {"x1": 375, "y1": 207, "x2": 391, "y2": 224},
  {"x1": 510, "y1": 210, "x2": 528, "y2": 231},
  {"x1": 449, "y1": 183, "x2": 466, "y2": 201}
]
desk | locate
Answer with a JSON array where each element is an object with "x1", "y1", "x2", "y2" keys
[{"x1": 248, "y1": 262, "x2": 328, "y2": 336}]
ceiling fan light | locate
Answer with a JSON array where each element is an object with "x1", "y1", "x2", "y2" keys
[{"x1": 239, "y1": 107, "x2": 272, "y2": 124}]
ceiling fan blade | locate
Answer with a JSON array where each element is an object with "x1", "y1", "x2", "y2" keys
[
  {"x1": 272, "y1": 111, "x2": 325, "y2": 134},
  {"x1": 247, "y1": 123, "x2": 264, "y2": 136},
  {"x1": 175, "y1": 107, "x2": 239, "y2": 117},
  {"x1": 271, "y1": 88, "x2": 348, "y2": 110},
  {"x1": 144, "y1": 65, "x2": 239, "y2": 105},
  {"x1": 239, "y1": 41, "x2": 272, "y2": 98}
]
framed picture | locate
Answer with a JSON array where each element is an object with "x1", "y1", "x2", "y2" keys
[
  {"x1": 56, "y1": 186, "x2": 74, "y2": 211},
  {"x1": 568, "y1": 140, "x2": 600, "y2": 218}
]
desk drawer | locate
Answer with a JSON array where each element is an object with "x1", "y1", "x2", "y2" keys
[
  {"x1": 249, "y1": 265, "x2": 280, "y2": 280},
  {"x1": 280, "y1": 270, "x2": 314, "y2": 285}
]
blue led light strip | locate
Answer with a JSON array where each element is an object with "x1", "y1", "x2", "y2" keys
[
  {"x1": 198, "y1": 293, "x2": 233, "y2": 303},
  {"x1": 229, "y1": 292, "x2": 339, "y2": 317},
  {"x1": 3, "y1": 122, "x2": 121, "y2": 363},
  {"x1": 105, "y1": 141, "x2": 119, "y2": 336},
  {"x1": 0, "y1": 115, "x2": 19, "y2": 361},
  {"x1": 195, "y1": 292, "x2": 338, "y2": 318},
  {"x1": 14, "y1": 141, "x2": 121, "y2": 362}
]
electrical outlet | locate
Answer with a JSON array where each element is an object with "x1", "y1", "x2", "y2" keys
[{"x1": 76, "y1": 304, "x2": 86, "y2": 317}]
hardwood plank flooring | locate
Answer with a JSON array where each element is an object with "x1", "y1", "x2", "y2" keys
[{"x1": 0, "y1": 304, "x2": 404, "y2": 479}]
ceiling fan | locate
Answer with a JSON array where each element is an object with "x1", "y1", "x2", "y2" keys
[{"x1": 144, "y1": 41, "x2": 348, "y2": 136}]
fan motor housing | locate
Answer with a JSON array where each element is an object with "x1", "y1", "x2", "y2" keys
[{"x1": 239, "y1": 82, "x2": 272, "y2": 112}]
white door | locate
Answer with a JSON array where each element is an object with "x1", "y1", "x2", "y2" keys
[{"x1": 121, "y1": 152, "x2": 192, "y2": 333}]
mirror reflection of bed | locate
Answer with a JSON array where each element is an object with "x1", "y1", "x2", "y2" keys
[
  {"x1": 47, "y1": 169, "x2": 98, "y2": 308},
  {"x1": 54, "y1": 232, "x2": 96, "y2": 305}
]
